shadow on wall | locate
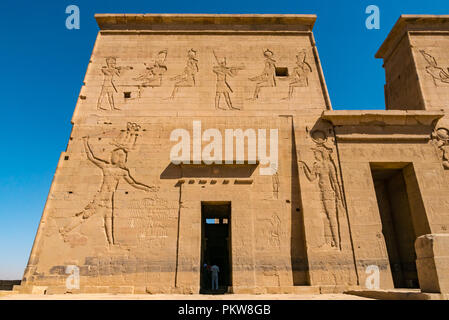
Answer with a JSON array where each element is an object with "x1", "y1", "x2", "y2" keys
[
  {"x1": 160, "y1": 163, "x2": 258, "y2": 179},
  {"x1": 291, "y1": 123, "x2": 310, "y2": 285}
]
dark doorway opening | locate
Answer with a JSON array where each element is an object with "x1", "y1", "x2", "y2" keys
[
  {"x1": 370, "y1": 163, "x2": 430, "y2": 289},
  {"x1": 200, "y1": 202, "x2": 232, "y2": 294}
]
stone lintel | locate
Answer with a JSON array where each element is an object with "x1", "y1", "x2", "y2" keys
[
  {"x1": 95, "y1": 14, "x2": 317, "y2": 32},
  {"x1": 376, "y1": 15, "x2": 449, "y2": 59},
  {"x1": 322, "y1": 110, "x2": 444, "y2": 127}
]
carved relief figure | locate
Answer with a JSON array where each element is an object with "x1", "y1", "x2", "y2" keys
[
  {"x1": 134, "y1": 50, "x2": 168, "y2": 94},
  {"x1": 298, "y1": 130, "x2": 345, "y2": 249},
  {"x1": 269, "y1": 214, "x2": 281, "y2": 247},
  {"x1": 281, "y1": 50, "x2": 312, "y2": 100},
  {"x1": 249, "y1": 49, "x2": 276, "y2": 100},
  {"x1": 60, "y1": 123, "x2": 158, "y2": 246},
  {"x1": 97, "y1": 57, "x2": 133, "y2": 110},
  {"x1": 169, "y1": 49, "x2": 199, "y2": 99},
  {"x1": 212, "y1": 51, "x2": 244, "y2": 110},
  {"x1": 432, "y1": 127, "x2": 449, "y2": 169},
  {"x1": 420, "y1": 50, "x2": 449, "y2": 86},
  {"x1": 272, "y1": 171, "x2": 280, "y2": 199}
]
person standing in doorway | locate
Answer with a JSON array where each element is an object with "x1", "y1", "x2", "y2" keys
[{"x1": 210, "y1": 264, "x2": 220, "y2": 291}]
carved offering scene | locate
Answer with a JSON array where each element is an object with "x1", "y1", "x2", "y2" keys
[{"x1": 73, "y1": 30, "x2": 328, "y2": 120}]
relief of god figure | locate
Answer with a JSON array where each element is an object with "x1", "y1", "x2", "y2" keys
[
  {"x1": 281, "y1": 49, "x2": 312, "y2": 100},
  {"x1": 298, "y1": 131, "x2": 345, "y2": 250},
  {"x1": 169, "y1": 49, "x2": 199, "y2": 99},
  {"x1": 432, "y1": 127, "x2": 449, "y2": 169},
  {"x1": 249, "y1": 49, "x2": 277, "y2": 100}
]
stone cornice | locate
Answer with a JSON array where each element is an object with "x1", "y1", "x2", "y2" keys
[
  {"x1": 376, "y1": 15, "x2": 449, "y2": 59},
  {"x1": 95, "y1": 14, "x2": 317, "y2": 32},
  {"x1": 322, "y1": 110, "x2": 444, "y2": 141},
  {"x1": 322, "y1": 110, "x2": 444, "y2": 127}
]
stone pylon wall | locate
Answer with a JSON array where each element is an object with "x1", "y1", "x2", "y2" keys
[{"x1": 17, "y1": 14, "x2": 449, "y2": 295}]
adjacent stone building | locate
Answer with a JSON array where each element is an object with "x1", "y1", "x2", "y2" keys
[{"x1": 16, "y1": 14, "x2": 449, "y2": 295}]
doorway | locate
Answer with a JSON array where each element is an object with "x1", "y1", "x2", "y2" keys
[
  {"x1": 200, "y1": 202, "x2": 231, "y2": 294},
  {"x1": 370, "y1": 163, "x2": 430, "y2": 289}
]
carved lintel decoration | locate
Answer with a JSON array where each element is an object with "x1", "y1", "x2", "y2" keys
[{"x1": 432, "y1": 127, "x2": 449, "y2": 170}]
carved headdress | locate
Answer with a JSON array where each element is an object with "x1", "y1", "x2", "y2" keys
[
  {"x1": 188, "y1": 49, "x2": 197, "y2": 60},
  {"x1": 105, "y1": 57, "x2": 117, "y2": 65},
  {"x1": 156, "y1": 50, "x2": 168, "y2": 65},
  {"x1": 263, "y1": 49, "x2": 276, "y2": 62},
  {"x1": 111, "y1": 122, "x2": 141, "y2": 152}
]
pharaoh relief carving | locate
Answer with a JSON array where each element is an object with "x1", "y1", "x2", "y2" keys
[
  {"x1": 420, "y1": 50, "x2": 449, "y2": 86},
  {"x1": 249, "y1": 49, "x2": 277, "y2": 100},
  {"x1": 298, "y1": 129, "x2": 345, "y2": 250},
  {"x1": 212, "y1": 51, "x2": 245, "y2": 110},
  {"x1": 168, "y1": 49, "x2": 199, "y2": 99},
  {"x1": 97, "y1": 57, "x2": 133, "y2": 111},
  {"x1": 431, "y1": 127, "x2": 449, "y2": 169},
  {"x1": 59, "y1": 122, "x2": 158, "y2": 246},
  {"x1": 133, "y1": 50, "x2": 168, "y2": 97},
  {"x1": 281, "y1": 49, "x2": 312, "y2": 100}
]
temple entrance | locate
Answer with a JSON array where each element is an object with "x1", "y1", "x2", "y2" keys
[
  {"x1": 200, "y1": 202, "x2": 232, "y2": 294},
  {"x1": 371, "y1": 163, "x2": 430, "y2": 289}
]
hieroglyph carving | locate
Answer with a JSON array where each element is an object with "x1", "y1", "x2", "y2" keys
[
  {"x1": 420, "y1": 50, "x2": 449, "y2": 86},
  {"x1": 128, "y1": 198, "x2": 176, "y2": 247},
  {"x1": 249, "y1": 49, "x2": 277, "y2": 100},
  {"x1": 269, "y1": 214, "x2": 282, "y2": 247},
  {"x1": 298, "y1": 130, "x2": 345, "y2": 250},
  {"x1": 272, "y1": 171, "x2": 280, "y2": 199},
  {"x1": 212, "y1": 51, "x2": 244, "y2": 110},
  {"x1": 60, "y1": 123, "x2": 158, "y2": 246},
  {"x1": 169, "y1": 49, "x2": 199, "y2": 99},
  {"x1": 432, "y1": 127, "x2": 449, "y2": 169},
  {"x1": 97, "y1": 57, "x2": 133, "y2": 110},
  {"x1": 281, "y1": 50, "x2": 312, "y2": 100}
]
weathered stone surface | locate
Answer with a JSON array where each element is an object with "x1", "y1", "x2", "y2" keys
[{"x1": 415, "y1": 234, "x2": 449, "y2": 293}]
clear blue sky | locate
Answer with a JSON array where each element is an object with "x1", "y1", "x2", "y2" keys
[{"x1": 0, "y1": 0, "x2": 448, "y2": 280}]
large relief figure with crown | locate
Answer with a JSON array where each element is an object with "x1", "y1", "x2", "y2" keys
[
  {"x1": 59, "y1": 123, "x2": 158, "y2": 246},
  {"x1": 298, "y1": 129, "x2": 346, "y2": 250}
]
